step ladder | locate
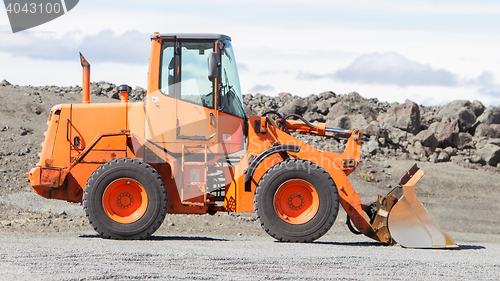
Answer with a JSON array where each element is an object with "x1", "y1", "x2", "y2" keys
[{"x1": 180, "y1": 145, "x2": 207, "y2": 206}]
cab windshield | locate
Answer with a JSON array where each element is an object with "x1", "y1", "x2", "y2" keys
[{"x1": 220, "y1": 40, "x2": 245, "y2": 119}]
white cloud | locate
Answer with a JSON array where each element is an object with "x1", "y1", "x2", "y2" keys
[
  {"x1": 249, "y1": 84, "x2": 275, "y2": 93},
  {"x1": 331, "y1": 52, "x2": 458, "y2": 87},
  {"x1": 0, "y1": 29, "x2": 150, "y2": 64},
  {"x1": 467, "y1": 71, "x2": 500, "y2": 98}
]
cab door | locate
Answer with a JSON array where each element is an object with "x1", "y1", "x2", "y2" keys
[{"x1": 175, "y1": 40, "x2": 217, "y2": 144}]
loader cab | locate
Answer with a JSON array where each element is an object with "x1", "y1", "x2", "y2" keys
[{"x1": 145, "y1": 33, "x2": 246, "y2": 159}]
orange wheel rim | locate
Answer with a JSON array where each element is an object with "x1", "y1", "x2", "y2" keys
[
  {"x1": 102, "y1": 178, "x2": 148, "y2": 223},
  {"x1": 273, "y1": 179, "x2": 319, "y2": 225}
]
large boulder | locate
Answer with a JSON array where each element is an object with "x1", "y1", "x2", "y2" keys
[
  {"x1": 435, "y1": 117, "x2": 460, "y2": 148},
  {"x1": 364, "y1": 121, "x2": 389, "y2": 139},
  {"x1": 475, "y1": 144, "x2": 500, "y2": 166},
  {"x1": 438, "y1": 100, "x2": 470, "y2": 116},
  {"x1": 408, "y1": 141, "x2": 430, "y2": 157},
  {"x1": 319, "y1": 91, "x2": 336, "y2": 100},
  {"x1": 279, "y1": 97, "x2": 309, "y2": 116},
  {"x1": 474, "y1": 124, "x2": 500, "y2": 138},
  {"x1": 326, "y1": 92, "x2": 378, "y2": 123},
  {"x1": 456, "y1": 132, "x2": 474, "y2": 150},
  {"x1": 311, "y1": 96, "x2": 338, "y2": 116},
  {"x1": 457, "y1": 108, "x2": 477, "y2": 132},
  {"x1": 379, "y1": 99, "x2": 420, "y2": 135},
  {"x1": 471, "y1": 100, "x2": 486, "y2": 117},
  {"x1": 414, "y1": 130, "x2": 438, "y2": 151},
  {"x1": 326, "y1": 114, "x2": 368, "y2": 131},
  {"x1": 438, "y1": 100, "x2": 477, "y2": 132},
  {"x1": 477, "y1": 106, "x2": 500, "y2": 125},
  {"x1": 474, "y1": 137, "x2": 500, "y2": 150},
  {"x1": 326, "y1": 115, "x2": 351, "y2": 130},
  {"x1": 97, "y1": 81, "x2": 115, "y2": 92},
  {"x1": 303, "y1": 112, "x2": 325, "y2": 123},
  {"x1": 437, "y1": 151, "x2": 450, "y2": 162},
  {"x1": 420, "y1": 105, "x2": 441, "y2": 127},
  {"x1": 388, "y1": 127, "x2": 414, "y2": 144},
  {"x1": 361, "y1": 136, "x2": 380, "y2": 156}
]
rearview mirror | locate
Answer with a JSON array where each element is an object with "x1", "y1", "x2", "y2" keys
[{"x1": 208, "y1": 52, "x2": 218, "y2": 80}]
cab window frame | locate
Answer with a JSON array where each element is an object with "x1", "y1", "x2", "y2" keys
[{"x1": 158, "y1": 39, "x2": 216, "y2": 109}]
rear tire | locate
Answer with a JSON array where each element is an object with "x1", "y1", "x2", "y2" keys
[
  {"x1": 254, "y1": 159, "x2": 339, "y2": 242},
  {"x1": 83, "y1": 158, "x2": 168, "y2": 239}
]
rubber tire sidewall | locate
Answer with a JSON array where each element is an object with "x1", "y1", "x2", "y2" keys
[
  {"x1": 83, "y1": 158, "x2": 168, "y2": 239},
  {"x1": 254, "y1": 159, "x2": 339, "y2": 242}
]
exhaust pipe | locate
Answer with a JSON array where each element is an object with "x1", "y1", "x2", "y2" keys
[
  {"x1": 79, "y1": 53, "x2": 90, "y2": 104},
  {"x1": 117, "y1": 84, "x2": 131, "y2": 103}
]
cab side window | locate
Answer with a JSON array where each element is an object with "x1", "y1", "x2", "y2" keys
[{"x1": 159, "y1": 42, "x2": 175, "y2": 97}]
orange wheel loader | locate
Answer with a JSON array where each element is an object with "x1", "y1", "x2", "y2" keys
[{"x1": 28, "y1": 33, "x2": 456, "y2": 248}]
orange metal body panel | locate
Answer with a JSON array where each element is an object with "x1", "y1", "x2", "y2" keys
[
  {"x1": 144, "y1": 92, "x2": 177, "y2": 143},
  {"x1": 78, "y1": 150, "x2": 127, "y2": 164},
  {"x1": 69, "y1": 103, "x2": 128, "y2": 151},
  {"x1": 147, "y1": 38, "x2": 162, "y2": 95},
  {"x1": 37, "y1": 104, "x2": 62, "y2": 166},
  {"x1": 127, "y1": 102, "x2": 145, "y2": 138},
  {"x1": 91, "y1": 135, "x2": 128, "y2": 151},
  {"x1": 31, "y1": 163, "x2": 97, "y2": 203},
  {"x1": 175, "y1": 100, "x2": 216, "y2": 143},
  {"x1": 49, "y1": 105, "x2": 72, "y2": 168},
  {"x1": 217, "y1": 112, "x2": 245, "y2": 153}
]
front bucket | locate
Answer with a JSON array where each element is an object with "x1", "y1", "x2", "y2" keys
[{"x1": 387, "y1": 165, "x2": 457, "y2": 248}]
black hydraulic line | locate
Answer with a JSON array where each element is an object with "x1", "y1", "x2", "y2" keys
[
  {"x1": 261, "y1": 110, "x2": 290, "y2": 133},
  {"x1": 346, "y1": 215, "x2": 363, "y2": 235},
  {"x1": 261, "y1": 110, "x2": 284, "y2": 119},
  {"x1": 284, "y1": 114, "x2": 315, "y2": 128}
]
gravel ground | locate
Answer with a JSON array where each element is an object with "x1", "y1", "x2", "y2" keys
[
  {"x1": 0, "y1": 231, "x2": 497, "y2": 281},
  {"x1": 1, "y1": 82, "x2": 499, "y2": 279}
]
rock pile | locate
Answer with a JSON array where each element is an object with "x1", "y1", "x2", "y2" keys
[
  {"x1": 89, "y1": 81, "x2": 146, "y2": 102},
  {"x1": 243, "y1": 91, "x2": 500, "y2": 170},
  {"x1": 2, "y1": 79, "x2": 500, "y2": 173}
]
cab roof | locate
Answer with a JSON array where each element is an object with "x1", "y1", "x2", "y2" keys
[{"x1": 150, "y1": 33, "x2": 231, "y2": 41}]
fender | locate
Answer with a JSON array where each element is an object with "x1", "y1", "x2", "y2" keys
[{"x1": 244, "y1": 144, "x2": 301, "y2": 191}]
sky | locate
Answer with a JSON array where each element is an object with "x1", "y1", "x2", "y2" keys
[{"x1": 1, "y1": 0, "x2": 500, "y2": 106}]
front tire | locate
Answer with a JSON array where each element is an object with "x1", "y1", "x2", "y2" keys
[
  {"x1": 254, "y1": 159, "x2": 339, "y2": 242},
  {"x1": 83, "y1": 158, "x2": 168, "y2": 239}
]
